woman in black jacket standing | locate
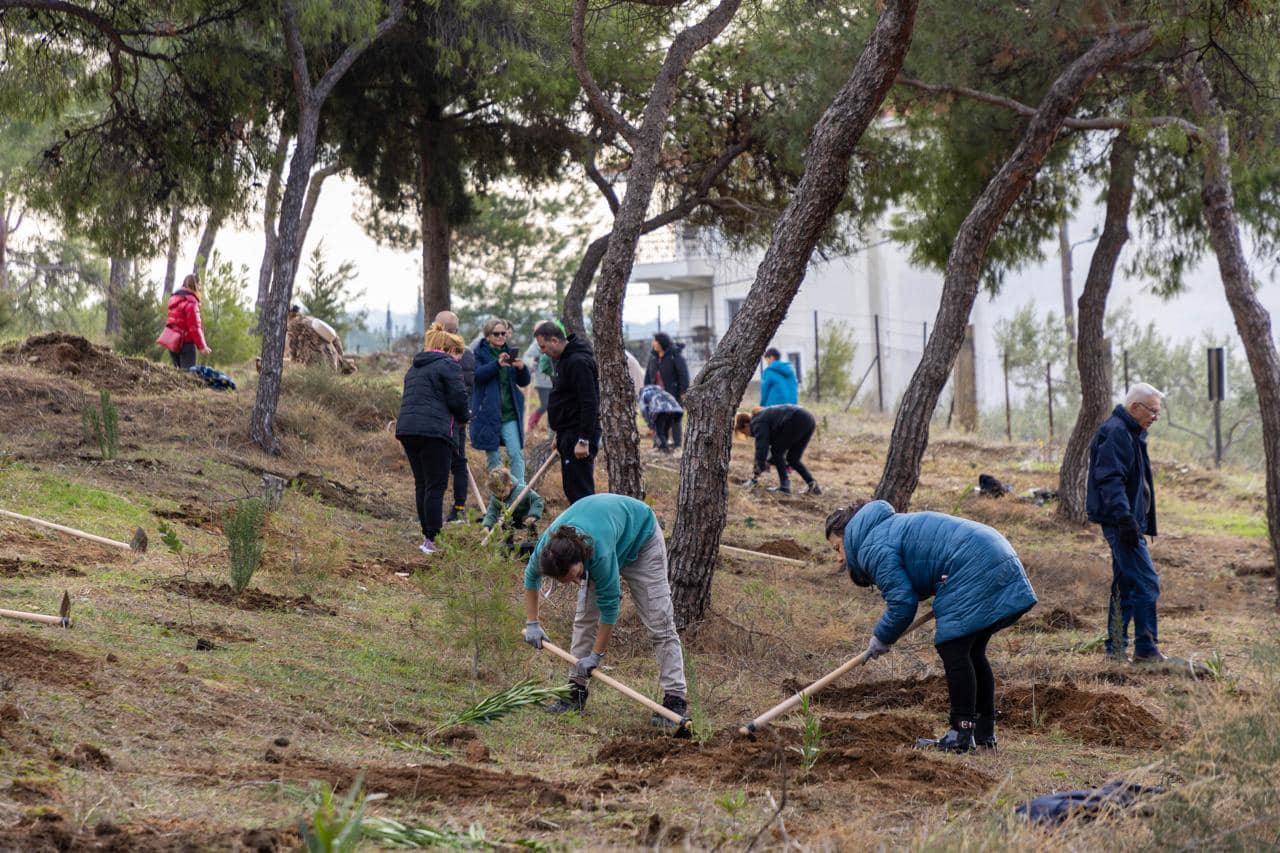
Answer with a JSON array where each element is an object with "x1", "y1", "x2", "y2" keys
[
  {"x1": 734, "y1": 405, "x2": 822, "y2": 496},
  {"x1": 644, "y1": 332, "x2": 689, "y2": 449},
  {"x1": 396, "y1": 324, "x2": 469, "y2": 555}
]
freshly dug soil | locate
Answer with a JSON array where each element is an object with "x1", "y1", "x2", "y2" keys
[
  {"x1": 594, "y1": 714, "x2": 991, "y2": 801},
  {"x1": 233, "y1": 755, "x2": 566, "y2": 807},
  {"x1": 0, "y1": 631, "x2": 97, "y2": 689},
  {"x1": 293, "y1": 472, "x2": 399, "y2": 520},
  {"x1": 1018, "y1": 607, "x2": 1091, "y2": 633},
  {"x1": 782, "y1": 675, "x2": 951, "y2": 712},
  {"x1": 754, "y1": 538, "x2": 812, "y2": 561},
  {"x1": 0, "y1": 556, "x2": 85, "y2": 578},
  {"x1": 160, "y1": 578, "x2": 335, "y2": 616},
  {"x1": 0, "y1": 813, "x2": 293, "y2": 852},
  {"x1": 1000, "y1": 681, "x2": 1166, "y2": 748},
  {"x1": 2, "y1": 332, "x2": 192, "y2": 393},
  {"x1": 158, "y1": 619, "x2": 257, "y2": 643}
]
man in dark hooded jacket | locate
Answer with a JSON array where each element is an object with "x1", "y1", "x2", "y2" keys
[
  {"x1": 1086, "y1": 382, "x2": 1165, "y2": 663},
  {"x1": 535, "y1": 321, "x2": 600, "y2": 503}
]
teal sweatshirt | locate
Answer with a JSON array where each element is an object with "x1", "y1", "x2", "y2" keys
[{"x1": 523, "y1": 494, "x2": 657, "y2": 625}]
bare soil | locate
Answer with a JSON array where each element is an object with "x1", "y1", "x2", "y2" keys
[
  {"x1": 0, "y1": 813, "x2": 293, "y2": 852},
  {"x1": 754, "y1": 538, "x2": 813, "y2": 561},
  {"x1": 0, "y1": 630, "x2": 98, "y2": 690},
  {"x1": 1, "y1": 332, "x2": 192, "y2": 394},
  {"x1": 159, "y1": 578, "x2": 335, "y2": 615}
]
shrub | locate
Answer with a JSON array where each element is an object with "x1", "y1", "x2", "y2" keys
[
  {"x1": 114, "y1": 283, "x2": 164, "y2": 358},
  {"x1": 225, "y1": 497, "x2": 268, "y2": 594},
  {"x1": 810, "y1": 320, "x2": 856, "y2": 402},
  {"x1": 281, "y1": 366, "x2": 401, "y2": 432},
  {"x1": 81, "y1": 389, "x2": 119, "y2": 460}
]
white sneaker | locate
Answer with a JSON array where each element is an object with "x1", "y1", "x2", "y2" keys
[{"x1": 419, "y1": 538, "x2": 437, "y2": 555}]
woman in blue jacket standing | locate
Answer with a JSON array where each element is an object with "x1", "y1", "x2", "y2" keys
[
  {"x1": 472, "y1": 318, "x2": 531, "y2": 485},
  {"x1": 395, "y1": 325, "x2": 469, "y2": 555},
  {"x1": 825, "y1": 499, "x2": 1037, "y2": 752}
]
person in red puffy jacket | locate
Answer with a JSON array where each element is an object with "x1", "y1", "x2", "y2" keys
[{"x1": 162, "y1": 274, "x2": 212, "y2": 368}]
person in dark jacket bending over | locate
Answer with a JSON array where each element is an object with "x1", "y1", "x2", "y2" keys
[
  {"x1": 534, "y1": 321, "x2": 600, "y2": 503},
  {"x1": 522, "y1": 494, "x2": 688, "y2": 727},
  {"x1": 734, "y1": 405, "x2": 822, "y2": 495},
  {"x1": 1087, "y1": 382, "x2": 1166, "y2": 663},
  {"x1": 826, "y1": 500, "x2": 1038, "y2": 752},
  {"x1": 434, "y1": 311, "x2": 475, "y2": 523},
  {"x1": 395, "y1": 324, "x2": 469, "y2": 555},
  {"x1": 644, "y1": 332, "x2": 690, "y2": 449}
]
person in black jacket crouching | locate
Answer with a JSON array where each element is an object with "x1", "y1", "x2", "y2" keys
[
  {"x1": 734, "y1": 405, "x2": 822, "y2": 496},
  {"x1": 395, "y1": 324, "x2": 469, "y2": 555},
  {"x1": 533, "y1": 320, "x2": 600, "y2": 504}
]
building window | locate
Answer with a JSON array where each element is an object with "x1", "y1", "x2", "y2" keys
[
  {"x1": 787, "y1": 351, "x2": 803, "y2": 385},
  {"x1": 726, "y1": 298, "x2": 744, "y2": 323}
]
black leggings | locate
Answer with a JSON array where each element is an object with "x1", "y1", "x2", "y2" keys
[
  {"x1": 450, "y1": 439, "x2": 469, "y2": 509},
  {"x1": 935, "y1": 624, "x2": 999, "y2": 725},
  {"x1": 399, "y1": 435, "x2": 453, "y2": 540},
  {"x1": 772, "y1": 423, "x2": 815, "y2": 486},
  {"x1": 169, "y1": 342, "x2": 197, "y2": 369}
]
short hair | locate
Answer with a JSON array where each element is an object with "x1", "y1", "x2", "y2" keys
[
  {"x1": 733, "y1": 411, "x2": 753, "y2": 438},
  {"x1": 424, "y1": 322, "x2": 465, "y2": 353},
  {"x1": 534, "y1": 320, "x2": 566, "y2": 341},
  {"x1": 824, "y1": 500, "x2": 869, "y2": 541},
  {"x1": 653, "y1": 332, "x2": 673, "y2": 352},
  {"x1": 434, "y1": 310, "x2": 460, "y2": 334},
  {"x1": 487, "y1": 466, "x2": 514, "y2": 495},
  {"x1": 539, "y1": 526, "x2": 593, "y2": 579},
  {"x1": 764, "y1": 347, "x2": 781, "y2": 360},
  {"x1": 482, "y1": 317, "x2": 510, "y2": 337},
  {"x1": 1125, "y1": 382, "x2": 1165, "y2": 406}
]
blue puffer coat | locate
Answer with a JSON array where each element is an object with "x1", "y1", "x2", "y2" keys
[
  {"x1": 842, "y1": 500, "x2": 1037, "y2": 645},
  {"x1": 395, "y1": 351, "x2": 469, "y2": 442},
  {"x1": 470, "y1": 342, "x2": 531, "y2": 451}
]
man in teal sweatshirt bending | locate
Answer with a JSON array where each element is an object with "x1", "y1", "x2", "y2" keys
[{"x1": 522, "y1": 493, "x2": 687, "y2": 727}]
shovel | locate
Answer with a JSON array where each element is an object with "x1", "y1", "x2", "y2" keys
[
  {"x1": 540, "y1": 639, "x2": 692, "y2": 738},
  {"x1": 739, "y1": 609, "x2": 935, "y2": 735}
]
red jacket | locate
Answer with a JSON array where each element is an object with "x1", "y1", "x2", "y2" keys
[{"x1": 165, "y1": 288, "x2": 207, "y2": 350}]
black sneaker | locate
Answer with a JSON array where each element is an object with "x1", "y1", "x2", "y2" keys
[
  {"x1": 804, "y1": 480, "x2": 823, "y2": 496},
  {"x1": 974, "y1": 714, "x2": 997, "y2": 750},
  {"x1": 915, "y1": 717, "x2": 975, "y2": 753},
  {"x1": 446, "y1": 506, "x2": 467, "y2": 524},
  {"x1": 546, "y1": 683, "x2": 587, "y2": 714},
  {"x1": 651, "y1": 693, "x2": 688, "y2": 729}
]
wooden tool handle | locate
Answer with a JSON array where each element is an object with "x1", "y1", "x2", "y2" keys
[
  {"x1": 465, "y1": 464, "x2": 488, "y2": 514},
  {"x1": 0, "y1": 608, "x2": 71, "y2": 628},
  {"x1": 739, "y1": 609, "x2": 935, "y2": 735},
  {"x1": 481, "y1": 450, "x2": 559, "y2": 546},
  {"x1": 720, "y1": 543, "x2": 806, "y2": 566},
  {"x1": 541, "y1": 640, "x2": 684, "y2": 725},
  {"x1": 0, "y1": 508, "x2": 133, "y2": 552}
]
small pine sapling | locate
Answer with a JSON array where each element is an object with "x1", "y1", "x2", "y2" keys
[
  {"x1": 790, "y1": 693, "x2": 822, "y2": 774},
  {"x1": 225, "y1": 497, "x2": 268, "y2": 594},
  {"x1": 158, "y1": 521, "x2": 197, "y2": 637},
  {"x1": 81, "y1": 389, "x2": 119, "y2": 460}
]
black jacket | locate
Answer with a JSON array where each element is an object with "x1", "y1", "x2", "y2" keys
[
  {"x1": 547, "y1": 334, "x2": 600, "y2": 441},
  {"x1": 644, "y1": 345, "x2": 690, "y2": 401},
  {"x1": 395, "y1": 350, "x2": 469, "y2": 442},
  {"x1": 1086, "y1": 405, "x2": 1157, "y2": 535},
  {"x1": 458, "y1": 348, "x2": 476, "y2": 406},
  {"x1": 751, "y1": 405, "x2": 816, "y2": 473}
]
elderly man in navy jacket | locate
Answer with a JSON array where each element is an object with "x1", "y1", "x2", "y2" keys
[{"x1": 1087, "y1": 382, "x2": 1165, "y2": 663}]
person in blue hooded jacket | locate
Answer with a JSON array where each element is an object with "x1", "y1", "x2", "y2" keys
[
  {"x1": 471, "y1": 317, "x2": 531, "y2": 486},
  {"x1": 825, "y1": 499, "x2": 1037, "y2": 752},
  {"x1": 759, "y1": 348, "x2": 798, "y2": 406}
]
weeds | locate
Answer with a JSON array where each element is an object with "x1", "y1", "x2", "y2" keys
[
  {"x1": 282, "y1": 367, "x2": 401, "y2": 431},
  {"x1": 225, "y1": 497, "x2": 268, "y2": 594},
  {"x1": 431, "y1": 678, "x2": 570, "y2": 736},
  {"x1": 714, "y1": 789, "x2": 749, "y2": 844},
  {"x1": 683, "y1": 652, "x2": 712, "y2": 744},
  {"x1": 790, "y1": 693, "x2": 822, "y2": 774},
  {"x1": 81, "y1": 389, "x2": 119, "y2": 460},
  {"x1": 158, "y1": 521, "x2": 197, "y2": 637},
  {"x1": 299, "y1": 780, "x2": 366, "y2": 853}
]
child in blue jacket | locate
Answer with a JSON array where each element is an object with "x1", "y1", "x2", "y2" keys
[{"x1": 826, "y1": 499, "x2": 1037, "y2": 752}]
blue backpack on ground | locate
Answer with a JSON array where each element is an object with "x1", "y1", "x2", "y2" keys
[{"x1": 188, "y1": 365, "x2": 236, "y2": 391}]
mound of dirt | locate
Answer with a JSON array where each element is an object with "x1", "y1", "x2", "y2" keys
[
  {"x1": 782, "y1": 675, "x2": 950, "y2": 712},
  {"x1": 3, "y1": 332, "x2": 193, "y2": 393},
  {"x1": 0, "y1": 556, "x2": 85, "y2": 578},
  {"x1": 594, "y1": 714, "x2": 991, "y2": 800},
  {"x1": 293, "y1": 472, "x2": 399, "y2": 520},
  {"x1": 755, "y1": 538, "x2": 812, "y2": 561},
  {"x1": 0, "y1": 631, "x2": 97, "y2": 689},
  {"x1": 161, "y1": 578, "x2": 335, "y2": 616},
  {"x1": 51, "y1": 742, "x2": 113, "y2": 770},
  {"x1": 1000, "y1": 682, "x2": 1165, "y2": 748},
  {"x1": 1018, "y1": 607, "x2": 1091, "y2": 633},
  {"x1": 0, "y1": 813, "x2": 293, "y2": 852},
  {"x1": 234, "y1": 755, "x2": 566, "y2": 807}
]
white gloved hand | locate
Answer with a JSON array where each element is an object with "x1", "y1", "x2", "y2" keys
[{"x1": 866, "y1": 635, "x2": 892, "y2": 660}]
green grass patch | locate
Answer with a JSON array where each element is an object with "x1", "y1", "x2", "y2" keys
[
  {"x1": 1161, "y1": 495, "x2": 1268, "y2": 538},
  {"x1": 0, "y1": 464, "x2": 154, "y2": 532}
]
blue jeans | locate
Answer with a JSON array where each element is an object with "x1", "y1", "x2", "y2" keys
[
  {"x1": 1101, "y1": 526, "x2": 1160, "y2": 658},
  {"x1": 485, "y1": 419, "x2": 526, "y2": 486}
]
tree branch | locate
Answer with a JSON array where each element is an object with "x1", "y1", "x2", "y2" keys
[
  {"x1": 897, "y1": 76, "x2": 1203, "y2": 138},
  {"x1": 312, "y1": 0, "x2": 407, "y2": 105},
  {"x1": 584, "y1": 148, "x2": 620, "y2": 214},
  {"x1": 280, "y1": 0, "x2": 314, "y2": 110},
  {"x1": 296, "y1": 162, "x2": 342, "y2": 254},
  {"x1": 570, "y1": 0, "x2": 640, "y2": 142}
]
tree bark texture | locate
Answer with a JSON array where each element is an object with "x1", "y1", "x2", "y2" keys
[
  {"x1": 251, "y1": 0, "x2": 405, "y2": 454},
  {"x1": 1058, "y1": 218, "x2": 1075, "y2": 361},
  {"x1": 668, "y1": 0, "x2": 919, "y2": 629},
  {"x1": 1058, "y1": 134, "x2": 1135, "y2": 524},
  {"x1": 574, "y1": 0, "x2": 742, "y2": 499},
  {"x1": 256, "y1": 131, "x2": 290, "y2": 319},
  {"x1": 873, "y1": 26, "x2": 1153, "y2": 511},
  {"x1": 1185, "y1": 62, "x2": 1280, "y2": 601},
  {"x1": 105, "y1": 257, "x2": 130, "y2": 335},
  {"x1": 162, "y1": 205, "x2": 181, "y2": 301},
  {"x1": 422, "y1": 204, "x2": 450, "y2": 320},
  {"x1": 193, "y1": 206, "x2": 224, "y2": 275}
]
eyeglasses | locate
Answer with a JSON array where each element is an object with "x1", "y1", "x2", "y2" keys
[
  {"x1": 1135, "y1": 400, "x2": 1161, "y2": 419},
  {"x1": 490, "y1": 330, "x2": 509, "y2": 337}
]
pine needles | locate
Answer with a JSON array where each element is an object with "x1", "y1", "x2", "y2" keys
[
  {"x1": 430, "y1": 678, "x2": 570, "y2": 736},
  {"x1": 225, "y1": 497, "x2": 267, "y2": 594}
]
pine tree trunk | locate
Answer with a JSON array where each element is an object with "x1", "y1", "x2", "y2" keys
[
  {"x1": 256, "y1": 132, "x2": 289, "y2": 322},
  {"x1": 1185, "y1": 63, "x2": 1280, "y2": 604},
  {"x1": 668, "y1": 0, "x2": 918, "y2": 629},
  {"x1": 193, "y1": 207, "x2": 224, "y2": 275},
  {"x1": 1058, "y1": 134, "x2": 1135, "y2": 523},
  {"x1": 0, "y1": 204, "x2": 8, "y2": 294},
  {"x1": 562, "y1": 235, "x2": 607, "y2": 338},
  {"x1": 422, "y1": 204, "x2": 450, "y2": 319},
  {"x1": 105, "y1": 257, "x2": 130, "y2": 335},
  {"x1": 873, "y1": 27, "x2": 1153, "y2": 511},
  {"x1": 162, "y1": 205, "x2": 181, "y2": 301},
  {"x1": 1058, "y1": 219, "x2": 1075, "y2": 362}
]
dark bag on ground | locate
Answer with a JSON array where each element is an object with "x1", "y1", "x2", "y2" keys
[{"x1": 1016, "y1": 780, "x2": 1164, "y2": 825}]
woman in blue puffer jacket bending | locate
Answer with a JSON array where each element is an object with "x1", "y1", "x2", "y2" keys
[{"x1": 825, "y1": 499, "x2": 1037, "y2": 752}]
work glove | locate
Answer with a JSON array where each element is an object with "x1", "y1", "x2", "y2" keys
[
  {"x1": 574, "y1": 651, "x2": 604, "y2": 679},
  {"x1": 523, "y1": 621, "x2": 546, "y2": 650},
  {"x1": 1118, "y1": 517, "x2": 1142, "y2": 549},
  {"x1": 866, "y1": 635, "x2": 892, "y2": 660}
]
